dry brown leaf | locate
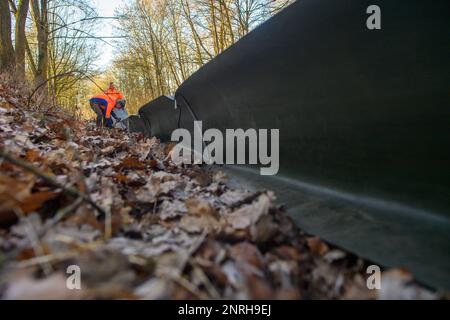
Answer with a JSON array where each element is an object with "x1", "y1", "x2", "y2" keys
[
  {"x1": 226, "y1": 193, "x2": 272, "y2": 230},
  {"x1": 115, "y1": 173, "x2": 129, "y2": 184},
  {"x1": 24, "y1": 149, "x2": 42, "y2": 162},
  {"x1": 307, "y1": 236, "x2": 329, "y2": 256},
  {"x1": 0, "y1": 100, "x2": 14, "y2": 110},
  {"x1": 378, "y1": 268, "x2": 436, "y2": 300},
  {"x1": 185, "y1": 198, "x2": 216, "y2": 216},
  {"x1": 250, "y1": 214, "x2": 279, "y2": 243},
  {"x1": 178, "y1": 214, "x2": 221, "y2": 234},
  {"x1": 159, "y1": 200, "x2": 187, "y2": 220},
  {"x1": 17, "y1": 191, "x2": 59, "y2": 213},
  {"x1": 0, "y1": 174, "x2": 34, "y2": 226},
  {"x1": 135, "y1": 179, "x2": 160, "y2": 203},
  {"x1": 229, "y1": 242, "x2": 265, "y2": 270},
  {"x1": 101, "y1": 145, "x2": 115, "y2": 155},
  {"x1": 117, "y1": 157, "x2": 145, "y2": 171},
  {"x1": 272, "y1": 245, "x2": 302, "y2": 261}
]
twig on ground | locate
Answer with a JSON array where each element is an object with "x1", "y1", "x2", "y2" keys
[
  {"x1": 170, "y1": 274, "x2": 209, "y2": 300},
  {"x1": 179, "y1": 232, "x2": 207, "y2": 274},
  {"x1": 190, "y1": 262, "x2": 221, "y2": 299},
  {"x1": 0, "y1": 197, "x2": 84, "y2": 268},
  {"x1": 15, "y1": 251, "x2": 80, "y2": 269},
  {"x1": 228, "y1": 191, "x2": 262, "y2": 209},
  {"x1": 0, "y1": 149, "x2": 106, "y2": 217},
  {"x1": 13, "y1": 208, "x2": 54, "y2": 276},
  {"x1": 104, "y1": 208, "x2": 112, "y2": 240}
]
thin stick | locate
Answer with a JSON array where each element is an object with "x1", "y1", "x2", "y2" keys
[
  {"x1": 170, "y1": 274, "x2": 209, "y2": 300},
  {"x1": 190, "y1": 263, "x2": 221, "y2": 299},
  {"x1": 0, "y1": 149, "x2": 106, "y2": 217},
  {"x1": 15, "y1": 251, "x2": 79, "y2": 269},
  {"x1": 13, "y1": 208, "x2": 54, "y2": 276},
  {"x1": 0, "y1": 197, "x2": 84, "y2": 268},
  {"x1": 178, "y1": 232, "x2": 207, "y2": 274}
]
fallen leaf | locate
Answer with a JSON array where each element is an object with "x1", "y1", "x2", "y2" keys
[
  {"x1": 185, "y1": 198, "x2": 216, "y2": 216},
  {"x1": 24, "y1": 149, "x2": 42, "y2": 162},
  {"x1": 17, "y1": 191, "x2": 59, "y2": 213},
  {"x1": 229, "y1": 242, "x2": 265, "y2": 270},
  {"x1": 178, "y1": 215, "x2": 221, "y2": 234},
  {"x1": 3, "y1": 271, "x2": 83, "y2": 300},
  {"x1": 159, "y1": 200, "x2": 187, "y2": 220},
  {"x1": 378, "y1": 268, "x2": 436, "y2": 300},
  {"x1": 225, "y1": 193, "x2": 272, "y2": 230},
  {"x1": 307, "y1": 237, "x2": 329, "y2": 256},
  {"x1": 117, "y1": 157, "x2": 145, "y2": 171},
  {"x1": 101, "y1": 145, "x2": 115, "y2": 155}
]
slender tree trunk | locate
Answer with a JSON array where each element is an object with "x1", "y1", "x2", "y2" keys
[
  {"x1": 0, "y1": 0, "x2": 15, "y2": 72},
  {"x1": 139, "y1": 3, "x2": 164, "y2": 95},
  {"x1": 15, "y1": 0, "x2": 30, "y2": 78},
  {"x1": 168, "y1": 4, "x2": 186, "y2": 81},
  {"x1": 8, "y1": 0, "x2": 37, "y2": 76},
  {"x1": 208, "y1": 0, "x2": 220, "y2": 55},
  {"x1": 31, "y1": 0, "x2": 49, "y2": 92},
  {"x1": 181, "y1": 0, "x2": 208, "y2": 66},
  {"x1": 222, "y1": 0, "x2": 235, "y2": 43}
]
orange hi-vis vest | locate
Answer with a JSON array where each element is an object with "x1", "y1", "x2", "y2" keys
[
  {"x1": 105, "y1": 87, "x2": 124, "y2": 101},
  {"x1": 91, "y1": 93, "x2": 116, "y2": 119}
]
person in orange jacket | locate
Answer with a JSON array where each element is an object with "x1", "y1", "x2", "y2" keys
[
  {"x1": 89, "y1": 93, "x2": 120, "y2": 127},
  {"x1": 106, "y1": 82, "x2": 128, "y2": 128},
  {"x1": 106, "y1": 82, "x2": 125, "y2": 101}
]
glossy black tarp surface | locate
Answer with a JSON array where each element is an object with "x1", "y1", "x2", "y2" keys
[
  {"x1": 137, "y1": 0, "x2": 450, "y2": 289},
  {"x1": 123, "y1": 115, "x2": 148, "y2": 136},
  {"x1": 138, "y1": 96, "x2": 179, "y2": 141},
  {"x1": 176, "y1": 0, "x2": 450, "y2": 216}
]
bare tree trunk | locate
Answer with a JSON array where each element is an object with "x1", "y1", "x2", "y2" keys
[
  {"x1": 222, "y1": 0, "x2": 235, "y2": 43},
  {"x1": 15, "y1": 0, "x2": 30, "y2": 78},
  {"x1": 8, "y1": 0, "x2": 37, "y2": 76},
  {"x1": 136, "y1": 1, "x2": 164, "y2": 95},
  {"x1": 31, "y1": 0, "x2": 49, "y2": 93},
  {"x1": 181, "y1": 0, "x2": 210, "y2": 66},
  {"x1": 208, "y1": 0, "x2": 220, "y2": 55},
  {"x1": 0, "y1": 0, "x2": 15, "y2": 72},
  {"x1": 111, "y1": 0, "x2": 290, "y2": 112},
  {"x1": 168, "y1": 2, "x2": 187, "y2": 81}
]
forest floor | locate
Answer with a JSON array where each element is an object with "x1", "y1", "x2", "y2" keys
[{"x1": 0, "y1": 77, "x2": 439, "y2": 299}]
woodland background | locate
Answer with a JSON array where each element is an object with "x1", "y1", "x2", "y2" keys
[{"x1": 0, "y1": 0, "x2": 292, "y2": 117}]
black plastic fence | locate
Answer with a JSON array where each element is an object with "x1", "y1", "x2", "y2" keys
[{"x1": 133, "y1": 0, "x2": 450, "y2": 289}]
